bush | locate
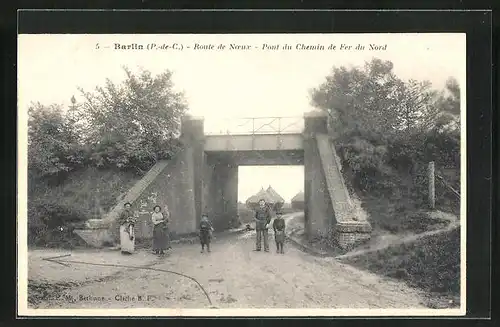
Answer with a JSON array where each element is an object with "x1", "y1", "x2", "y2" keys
[
  {"x1": 408, "y1": 228, "x2": 460, "y2": 294},
  {"x1": 28, "y1": 167, "x2": 141, "y2": 247},
  {"x1": 79, "y1": 67, "x2": 187, "y2": 173},
  {"x1": 342, "y1": 227, "x2": 460, "y2": 298},
  {"x1": 28, "y1": 224, "x2": 88, "y2": 249},
  {"x1": 28, "y1": 198, "x2": 88, "y2": 247},
  {"x1": 28, "y1": 103, "x2": 87, "y2": 179},
  {"x1": 28, "y1": 68, "x2": 187, "y2": 179},
  {"x1": 29, "y1": 199, "x2": 87, "y2": 228},
  {"x1": 311, "y1": 58, "x2": 461, "y2": 220}
]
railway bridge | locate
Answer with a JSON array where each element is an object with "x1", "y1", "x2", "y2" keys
[{"x1": 76, "y1": 111, "x2": 372, "y2": 249}]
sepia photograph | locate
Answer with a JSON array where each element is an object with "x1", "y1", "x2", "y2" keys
[{"x1": 17, "y1": 32, "x2": 466, "y2": 316}]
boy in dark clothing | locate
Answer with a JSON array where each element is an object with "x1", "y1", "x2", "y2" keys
[
  {"x1": 199, "y1": 214, "x2": 214, "y2": 253},
  {"x1": 273, "y1": 211, "x2": 286, "y2": 254}
]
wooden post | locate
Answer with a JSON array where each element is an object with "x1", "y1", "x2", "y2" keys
[{"x1": 428, "y1": 161, "x2": 435, "y2": 209}]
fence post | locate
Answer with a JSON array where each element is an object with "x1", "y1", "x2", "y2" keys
[{"x1": 428, "y1": 161, "x2": 435, "y2": 209}]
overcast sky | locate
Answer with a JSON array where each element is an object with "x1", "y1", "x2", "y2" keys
[{"x1": 18, "y1": 33, "x2": 465, "y2": 202}]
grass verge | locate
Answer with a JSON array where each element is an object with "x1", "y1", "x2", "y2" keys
[
  {"x1": 338, "y1": 226, "x2": 460, "y2": 308},
  {"x1": 28, "y1": 167, "x2": 141, "y2": 247}
]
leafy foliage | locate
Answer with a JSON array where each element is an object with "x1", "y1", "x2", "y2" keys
[
  {"x1": 28, "y1": 67, "x2": 187, "y2": 179},
  {"x1": 78, "y1": 67, "x2": 187, "y2": 173},
  {"x1": 311, "y1": 58, "x2": 460, "y2": 199},
  {"x1": 27, "y1": 67, "x2": 187, "y2": 246},
  {"x1": 28, "y1": 167, "x2": 141, "y2": 246},
  {"x1": 28, "y1": 103, "x2": 87, "y2": 180}
]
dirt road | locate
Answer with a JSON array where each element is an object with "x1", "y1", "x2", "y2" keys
[{"x1": 28, "y1": 225, "x2": 427, "y2": 309}]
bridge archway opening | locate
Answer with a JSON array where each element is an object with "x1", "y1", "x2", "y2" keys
[
  {"x1": 191, "y1": 112, "x2": 370, "y2": 248},
  {"x1": 236, "y1": 165, "x2": 304, "y2": 228}
]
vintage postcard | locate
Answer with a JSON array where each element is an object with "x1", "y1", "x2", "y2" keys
[{"x1": 17, "y1": 32, "x2": 466, "y2": 317}]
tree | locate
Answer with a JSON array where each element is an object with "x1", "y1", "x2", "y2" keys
[
  {"x1": 78, "y1": 67, "x2": 188, "y2": 173},
  {"x1": 28, "y1": 103, "x2": 85, "y2": 180},
  {"x1": 65, "y1": 95, "x2": 89, "y2": 144},
  {"x1": 442, "y1": 77, "x2": 460, "y2": 115},
  {"x1": 311, "y1": 58, "x2": 405, "y2": 144},
  {"x1": 310, "y1": 59, "x2": 407, "y2": 189},
  {"x1": 310, "y1": 58, "x2": 461, "y2": 193},
  {"x1": 394, "y1": 79, "x2": 437, "y2": 132},
  {"x1": 433, "y1": 77, "x2": 461, "y2": 133}
]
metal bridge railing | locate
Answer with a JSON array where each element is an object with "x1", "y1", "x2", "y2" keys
[{"x1": 204, "y1": 116, "x2": 305, "y2": 135}]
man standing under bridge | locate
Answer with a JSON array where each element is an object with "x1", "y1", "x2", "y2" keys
[{"x1": 254, "y1": 199, "x2": 272, "y2": 252}]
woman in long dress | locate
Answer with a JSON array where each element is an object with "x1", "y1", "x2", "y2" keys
[
  {"x1": 151, "y1": 205, "x2": 170, "y2": 255},
  {"x1": 118, "y1": 202, "x2": 137, "y2": 255}
]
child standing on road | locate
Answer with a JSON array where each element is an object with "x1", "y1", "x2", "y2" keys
[
  {"x1": 273, "y1": 211, "x2": 286, "y2": 254},
  {"x1": 199, "y1": 214, "x2": 214, "y2": 253}
]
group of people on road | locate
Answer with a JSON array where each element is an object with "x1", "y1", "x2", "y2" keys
[{"x1": 117, "y1": 198, "x2": 286, "y2": 255}]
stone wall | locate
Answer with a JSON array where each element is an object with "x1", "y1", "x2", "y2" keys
[
  {"x1": 304, "y1": 136, "x2": 334, "y2": 240},
  {"x1": 303, "y1": 111, "x2": 372, "y2": 249},
  {"x1": 332, "y1": 222, "x2": 372, "y2": 250},
  {"x1": 304, "y1": 111, "x2": 335, "y2": 241},
  {"x1": 131, "y1": 147, "x2": 197, "y2": 240},
  {"x1": 202, "y1": 155, "x2": 238, "y2": 230}
]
